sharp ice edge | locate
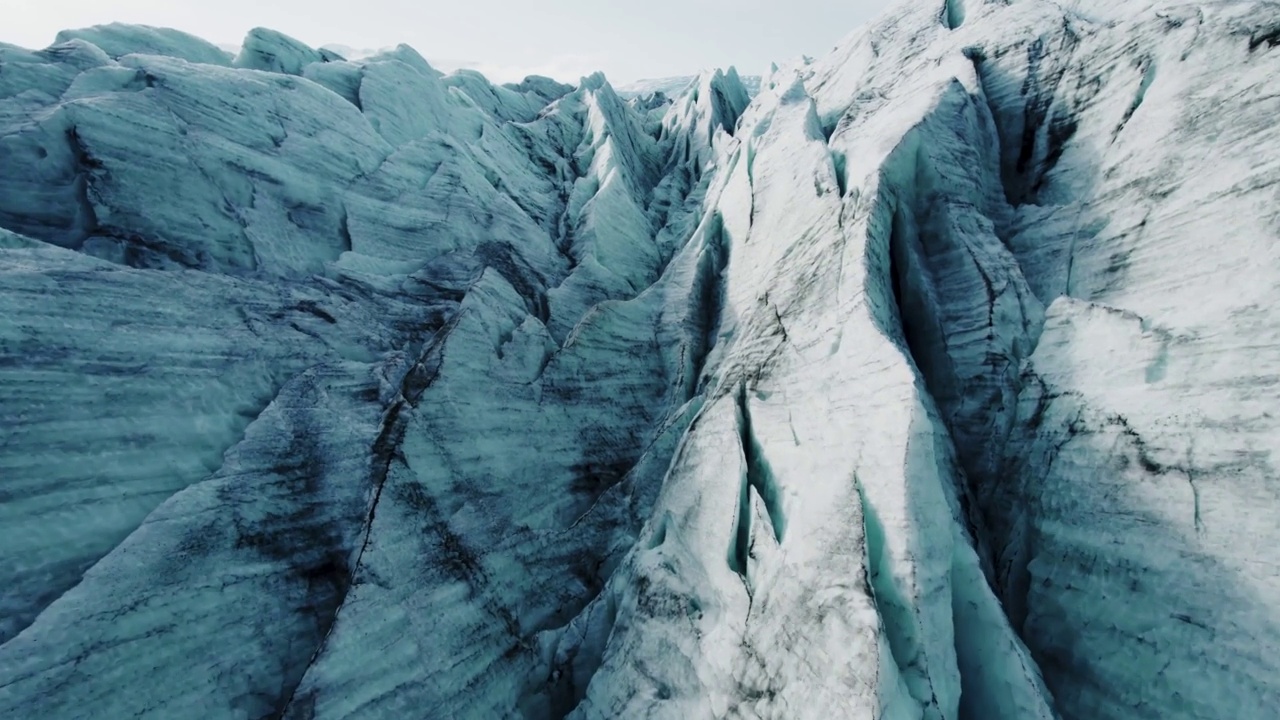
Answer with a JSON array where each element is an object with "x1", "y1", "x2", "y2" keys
[{"x1": 1, "y1": 1, "x2": 1279, "y2": 718}]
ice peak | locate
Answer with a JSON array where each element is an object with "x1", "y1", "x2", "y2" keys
[
  {"x1": 235, "y1": 27, "x2": 323, "y2": 75},
  {"x1": 36, "y1": 38, "x2": 113, "y2": 70},
  {"x1": 54, "y1": 23, "x2": 234, "y2": 66},
  {"x1": 658, "y1": 66, "x2": 750, "y2": 148},
  {"x1": 503, "y1": 75, "x2": 575, "y2": 103},
  {"x1": 364, "y1": 43, "x2": 440, "y2": 77},
  {"x1": 579, "y1": 71, "x2": 613, "y2": 93}
]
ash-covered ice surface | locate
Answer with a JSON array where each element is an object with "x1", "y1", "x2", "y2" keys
[{"x1": 2, "y1": 0, "x2": 1279, "y2": 717}]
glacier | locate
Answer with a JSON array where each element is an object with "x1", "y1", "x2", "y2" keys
[
  {"x1": 616, "y1": 75, "x2": 764, "y2": 100},
  {"x1": 1, "y1": 0, "x2": 1279, "y2": 718}
]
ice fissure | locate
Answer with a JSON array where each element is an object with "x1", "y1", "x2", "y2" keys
[
  {"x1": 3, "y1": 1, "x2": 1280, "y2": 718},
  {"x1": 735, "y1": 385, "x2": 786, "y2": 545},
  {"x1": 273, "y1": 327, "x2": 448, "y2": 719}
]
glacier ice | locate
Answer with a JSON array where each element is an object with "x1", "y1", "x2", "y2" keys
[
  {"x1": 55, "y1": 24, "x2": 235, "y2": 66},
  {"x1": 2, "y1": 2, "x2": 1280, "y2": 718},
  {"x1": 617, "y1": 74, "x2": 764, "y2": 100}
]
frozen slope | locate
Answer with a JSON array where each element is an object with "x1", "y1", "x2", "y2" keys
[
  {"x1": 1, "y1": 1, "x2": 1279, "y2": 718},
  {"x1": 0, "y1": 26, "x2": 751, "y2": 719},
  {"x1": 749, "y1": 3, "x2": 1280, "y2": 717}
]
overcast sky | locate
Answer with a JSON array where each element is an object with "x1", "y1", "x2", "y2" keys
[{"x1": 1, "y1": 0, "x2": 888, "y2": 84}]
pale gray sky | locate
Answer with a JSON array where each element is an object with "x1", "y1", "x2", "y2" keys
[{"x1": 0, "y1": 0, "x2": 888, "y2": 84}]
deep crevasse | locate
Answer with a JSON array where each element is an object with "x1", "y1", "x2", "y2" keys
[{"x1": 2, "y1": 0, "x2": 1280, "y2": 718}]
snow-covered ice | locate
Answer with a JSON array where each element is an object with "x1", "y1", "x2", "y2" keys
[{"x1": 1, "y1": 2, "x2": 1279, "y2": 718}]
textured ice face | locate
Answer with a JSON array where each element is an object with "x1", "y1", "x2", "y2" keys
[
  {"x1": 55, "y1": 23, "x2": 236, "y2": 66},
  {"x1": 2, "y1": 1, "x2": 1279, "y2": 718}
]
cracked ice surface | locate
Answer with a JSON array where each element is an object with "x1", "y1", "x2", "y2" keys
[{"x1": 2, "y1": 1, "x2": 1280, "y2": 718}]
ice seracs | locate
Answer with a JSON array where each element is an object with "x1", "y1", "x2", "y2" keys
[
  {"x1": 617, "y1": 74, "x2": 763, "y2": 100},
  {"x1": 2, "y1": 1, "x2": 1280, "y2": 718},
  {"x1": 56, "y1": 23, "x2": 235, "y2": 66}
]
